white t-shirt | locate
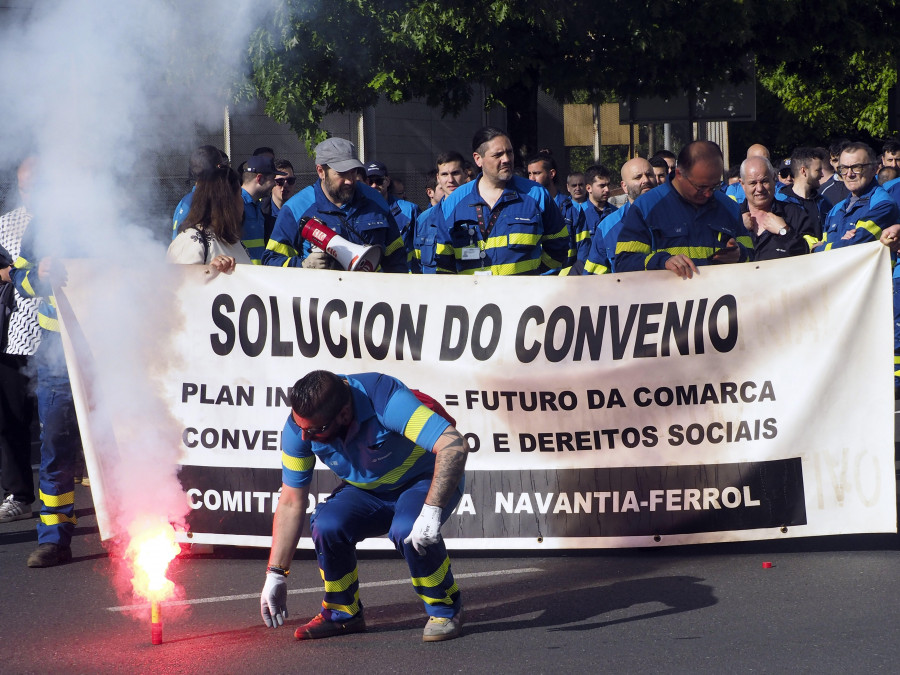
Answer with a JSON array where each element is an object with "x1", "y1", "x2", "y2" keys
[{"x1": 166, "y1": 227, "x2": 253, "y2": 265}]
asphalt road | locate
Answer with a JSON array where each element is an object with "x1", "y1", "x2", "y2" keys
[{"x1": 2, "y1": 473, "x2": 900, "y2": 675}]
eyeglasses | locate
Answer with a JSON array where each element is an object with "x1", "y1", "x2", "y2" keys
[
  {"x1": 297, "y1": 417, "x2": 337, "y2": 437},
  {"x1": 836, "y1": 163, "x2": 874, "y2": 177},
  {"x1": 295, "y1": 408, "x2": 342, "y2": 437},
  {"x1": 275, "y1": 176, "x2": 297, "y2": 186},
  {"x1": 681, "y1": 172, "x2": 719, "y2": 194},
  {"x1": 293, "y1": 397, "x2": 349, "y2": 437}
]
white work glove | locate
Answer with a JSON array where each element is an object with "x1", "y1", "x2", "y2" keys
[
  {"x1": 301, "y1": 250, "x2": 337, "y2": 269},
  {"x1": 403, "y1": 504, "x2": 443, "y2": 556},
  {"x1": 261, "y1": 572, "x2": 288, "y2": 628}
]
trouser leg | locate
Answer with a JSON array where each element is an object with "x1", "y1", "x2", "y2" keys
[
  {"x1": 34, "y1": 334, "x2": 80, "y2": 547},
  {"x1": 0, "y1": 353, "x2": 35, "y2": 503},
  {"x1": 309, "y1": 484, "x2": 393, "y2": 620},
  {"x1": 388, "y1": 477, "x2": 463, "y2": 618}
]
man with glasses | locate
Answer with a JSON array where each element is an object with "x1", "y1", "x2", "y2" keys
[
  {"x1": 263, "y1": 138, "x2": 407, "y2": 272},
  {"x1": 615, "y1": 140, "x2": 751, "y2": 278},
  {"x1": 260, "y1": 370, "x2": 468, "y2": 642},
  {"x1": 816, "y1": 142, "x2": 899, "y2": 252}
]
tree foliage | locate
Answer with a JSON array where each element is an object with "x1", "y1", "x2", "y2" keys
[{"x1": 242, "y1": 0, "x2": 898, "y2": 156}]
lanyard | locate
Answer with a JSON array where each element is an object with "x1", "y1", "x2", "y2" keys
[{"x1": 474, "y1": 202, "x2": 504, "y2": 241}]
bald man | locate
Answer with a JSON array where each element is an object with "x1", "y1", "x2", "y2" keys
[
  {"x1": 616, "y1": 141, "x2": 751, "y2": 278},
  {"x1": 739, "y1": 156, "x2": 816, "y2": 260},
  {"x1": 583, "y1": 157, "x2": 656, "y2": 274},
  {"x1": 725, "y1": 143, "x2": 772, "y2": 204}
]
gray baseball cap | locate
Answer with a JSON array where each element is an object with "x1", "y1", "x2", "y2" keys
[{"x1": 314, "y1": 138, "x2": 364, "y2": 173}]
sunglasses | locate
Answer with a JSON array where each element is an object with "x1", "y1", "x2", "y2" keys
[
  {"x1": 275, "y1": 176, "x2": 297, "y2": 186},
  {"x1": 293, "y1": 400, "x2": 348, "y2": 437}
]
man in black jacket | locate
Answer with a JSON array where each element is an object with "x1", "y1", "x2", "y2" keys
[{"x1": 739, "y1": 156, "x2": 817, "y2": 260}]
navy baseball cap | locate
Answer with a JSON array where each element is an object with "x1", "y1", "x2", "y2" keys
[
  {"x1": 365, "y1": 161, "x2": 388, "y2": 178},
  {"x1": 245, "y1": 156, "x2": 286, "y2": 175}
]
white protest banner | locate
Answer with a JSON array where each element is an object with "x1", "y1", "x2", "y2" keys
[{"x1": 56, "y1": 242, "x2": 897, "y2": 549}]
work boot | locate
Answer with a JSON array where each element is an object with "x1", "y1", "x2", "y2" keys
[
  {"x1": 0, "y1": 494, "x2": 32, "y2": 523},
  {"x1": 423, "y1": 609, "x2": 463, "y2": 642},
  {"x1": 26, "y1": 543, "x2": 72, "y2": 568},
  {"x1": 294, "y1": 612, "x2": 366, "y2": 640}
]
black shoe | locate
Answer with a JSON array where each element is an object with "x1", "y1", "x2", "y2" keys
[
  {"x1": 26, "y1": 543, "x2": 72, "y2": 568},
  {"x1": 294, "y1": 612, "x2": 366, "y2": 640}
]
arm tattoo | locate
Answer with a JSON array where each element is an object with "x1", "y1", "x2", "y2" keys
[{"x1": 426, "y1": 430, "x2": 468, "y2": 507}]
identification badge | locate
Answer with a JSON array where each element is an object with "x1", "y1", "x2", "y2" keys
[
  {"x1": 461, "y1": 246, "x2": 481, "y2": 260},
  {"x1": 474, "y1": 270, "x2": 493, "y2": 276}
]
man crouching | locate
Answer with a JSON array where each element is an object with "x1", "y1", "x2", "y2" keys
[{"x1": 260, "y1": 370, "x2": 468, "y2": 642}]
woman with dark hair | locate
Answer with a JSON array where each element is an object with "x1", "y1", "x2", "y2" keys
[{"x1": 166, "y1": 166, "x2": 250, "y2": 272}]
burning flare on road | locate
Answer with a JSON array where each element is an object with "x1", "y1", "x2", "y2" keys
[{"x1": 124, "y1": 517, "x2": 181, "y2": 645}]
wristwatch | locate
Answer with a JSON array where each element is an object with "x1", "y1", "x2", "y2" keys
[{"x1": 778, "y1": 226, "x2": 788, "y2": 236}]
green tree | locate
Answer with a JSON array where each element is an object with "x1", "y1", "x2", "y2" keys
[{"x1": 242, "y1": 0, "x2": 898, "y2": 157}]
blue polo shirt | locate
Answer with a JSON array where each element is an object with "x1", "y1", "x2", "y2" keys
[{"x1": 280, "y1": 373, "x2": 451, "y2": 495}]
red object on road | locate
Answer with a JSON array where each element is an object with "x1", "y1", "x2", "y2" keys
[{"x1": 762, "y1": 561, "x2": 773, "y2": 569}]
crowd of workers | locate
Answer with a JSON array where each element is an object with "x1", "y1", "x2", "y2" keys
[{"x1": 1, "y1": 126, "x2": 899, "y2": 645}]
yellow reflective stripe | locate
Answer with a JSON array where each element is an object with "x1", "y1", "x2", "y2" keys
[
  {"x1": 803, "y1": 235, "x2": 818, "y2": 250},
  {"x1": 508, "y1": 232, "x2": 541, "y2": 246},
  {"x1": 40, "y1": 489, "x2": 74, "y2": 506},
  {"x1": 458, "y1": 258, "x2": 541, "y2": 276},
  {"x1": 321, "y1": 566, "x2": 358, "y2": 592},
  {"x1": 403, "y1": 405, "x2": 433, "y2": 445},
  {"x1": 435, "y1": 243, "x2": 454, "y2": 255},
  {"x1": 616, "y1": 241, "x2": 651, "y2": 255},
  {"x1": 584, "y1": 260, "x2": 610, "y2": 275},
  {"x1": 659, "y1": 246, "x2": 717, "y2": 258},
  {"x1": 540, "y1": 251, "x2": 562, "y2": 269},
  {"x1": 543, "y1": 227, "x2": 568, "y2": 241},
  {"x1": 322, "y1": 597, "x2": 361, "y2": 615},
  {"x1": 735, "y1": 235, "x2": 753, "y2": 249},
  {"x1": 481, "y1": 234, "x2": 508, "y2": 250},
  {"x1": 823, "y1": 242, "x2": 834, "y2": 251},
  {"x1": 344, "y1": 445, "x2": 427, "y2": 489},
  {"x1": 38, "y1": 314, "x2": 59, "y2": 331},
  {"x1": 856, "y1": 219, "x2": 882, "y2": 238},
  {"x1": 417, "y1": 582, "x2": 459, "y2": 606},
  {"x1": 40, "y1": 513, "x2": 77, "y2": 526},
  {"x1": 411, "y1": 556, "x2": 451, "y2": 588},
  {"x1": 13, "y1": 256, "x2": 30, "y2": 269},
  {"x1": 20, "y1": 274, "x2": 35, "y2": 297},
  {"x1": 575, "y1": 229, "x2": 590, "y2": 243},
  {"x1": 266, "y1": 240, "x2": 298, "y2": 257},
  {"x1": 242, "y1": 238, "x2": 264, "y2": 248},
  {"x1": 385, "y1": 236, "x2": 405, "y2": 256},
  {"x1": 282, "y1": 452, "x2": 315, "y2": 473}
]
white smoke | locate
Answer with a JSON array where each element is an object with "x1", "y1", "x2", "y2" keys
[{"x1": 0, "y1": 0, "x2": 271, "y2": 542}]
